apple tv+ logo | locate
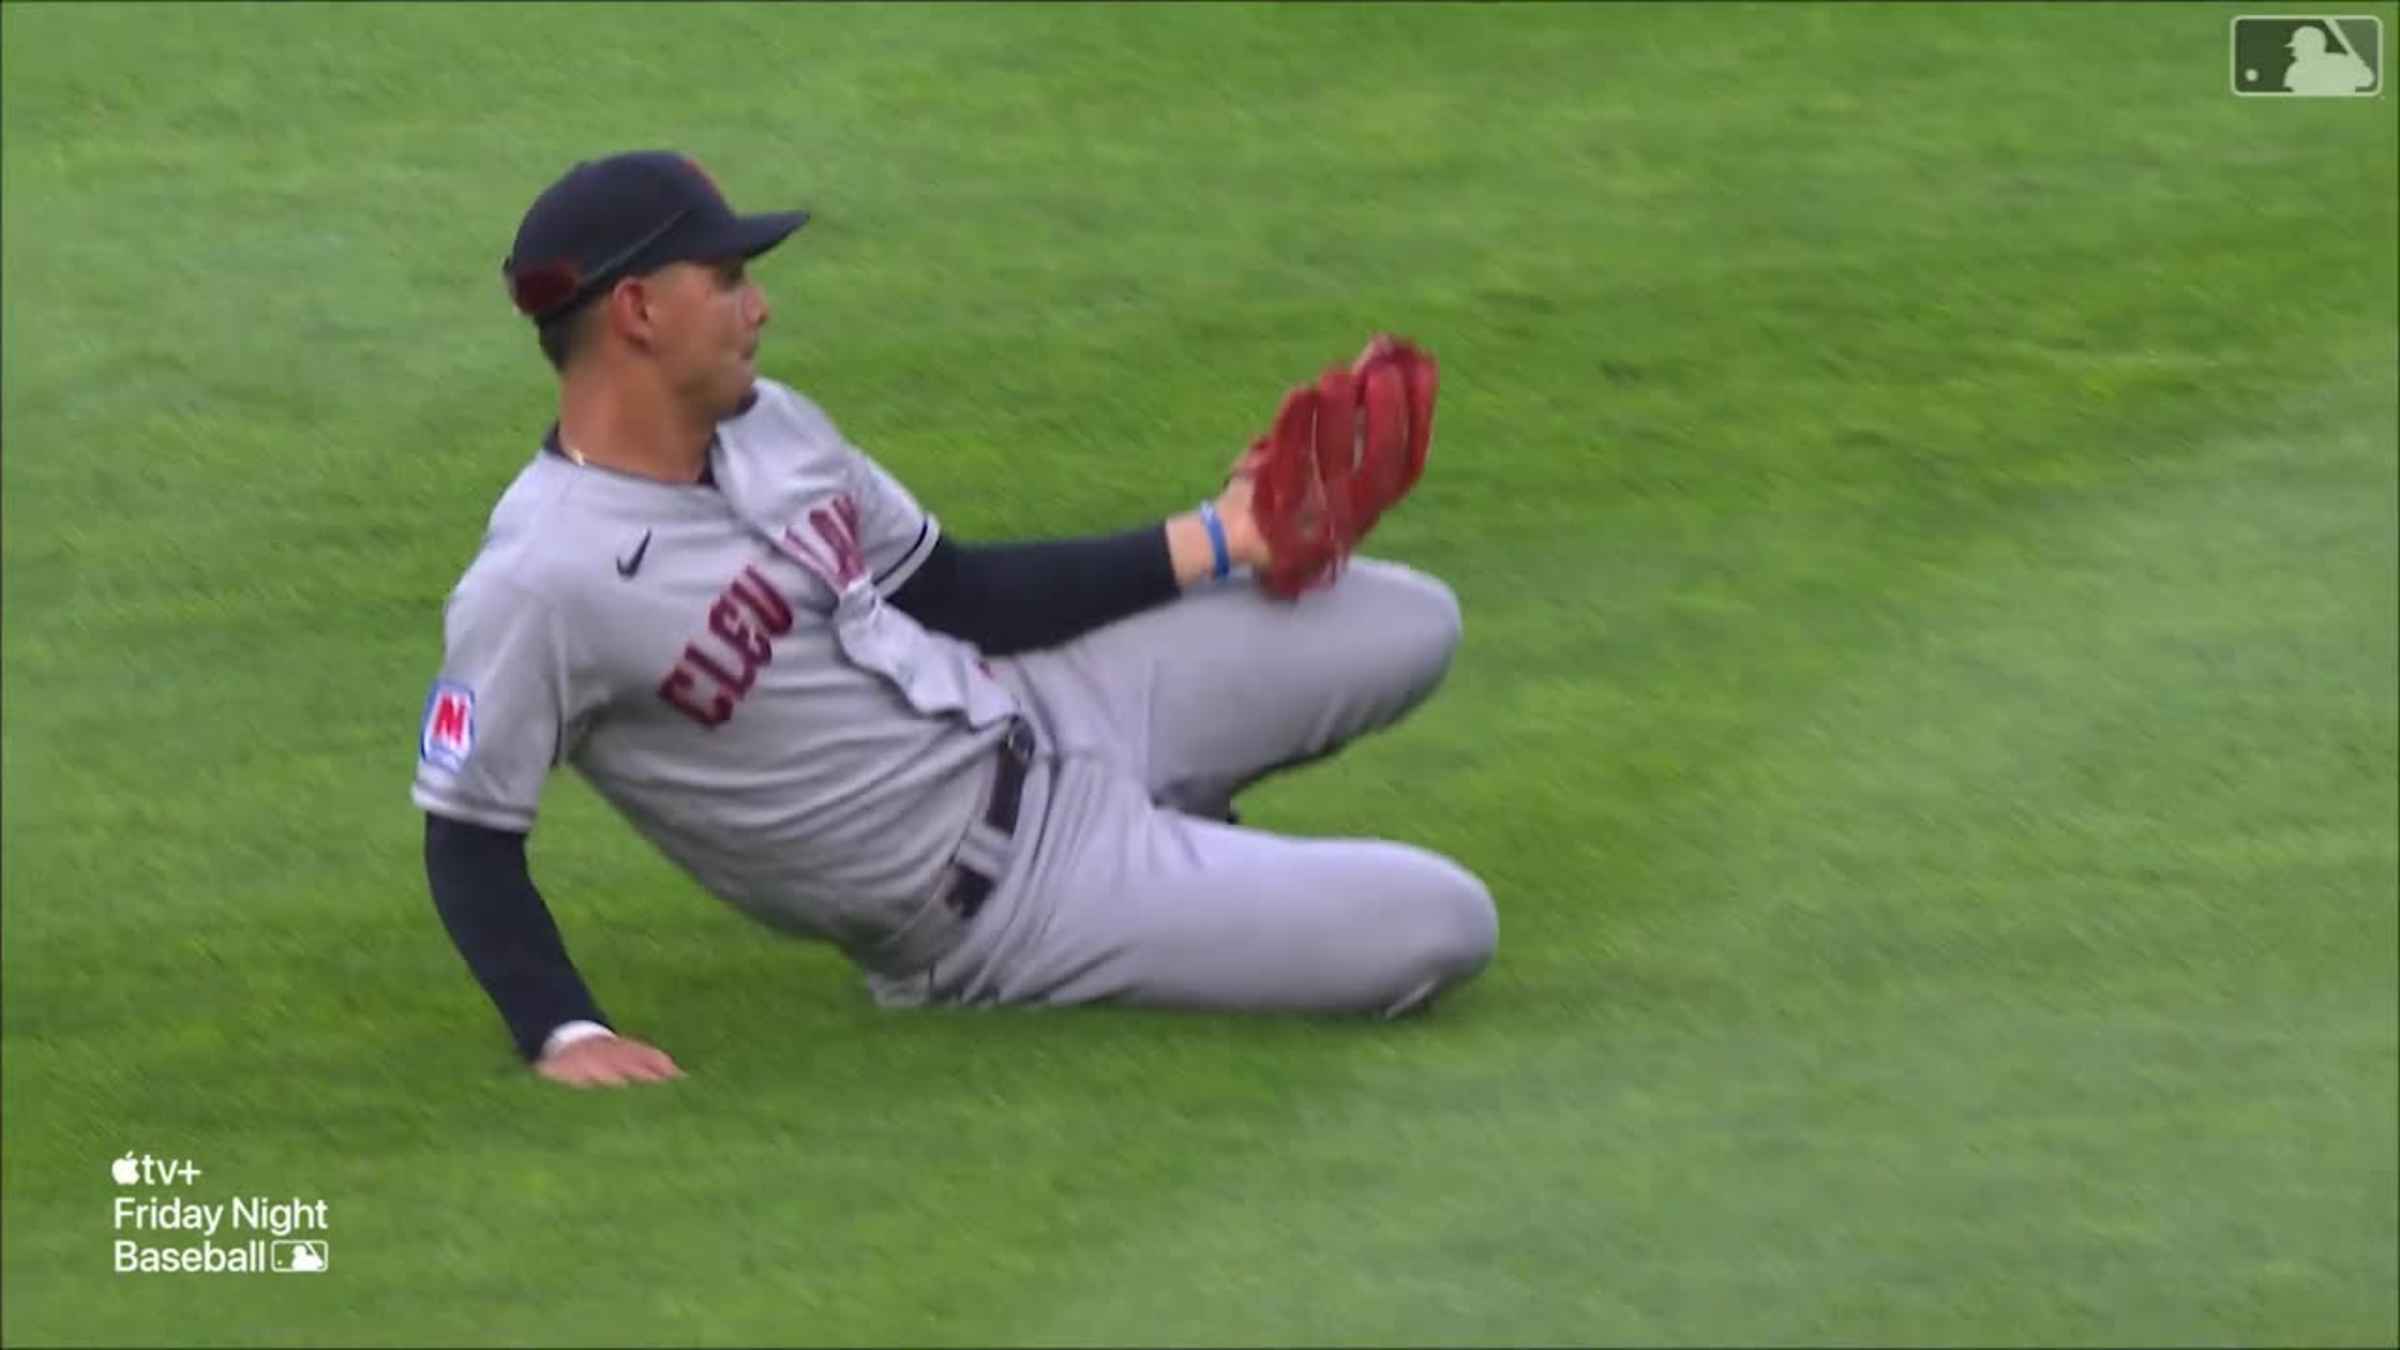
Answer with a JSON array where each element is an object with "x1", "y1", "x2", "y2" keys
[{"x1": 112, "y1": 1153, "x2": 202, "y2": 1186}]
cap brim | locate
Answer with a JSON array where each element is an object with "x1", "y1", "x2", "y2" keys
[{"x1": 703, "y1": 210, "x2": 809, "y2": 262}]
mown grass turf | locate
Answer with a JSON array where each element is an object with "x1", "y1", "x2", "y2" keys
[{"x1": 3, "y1": 2, "x2": 2395, "y2": 1345}]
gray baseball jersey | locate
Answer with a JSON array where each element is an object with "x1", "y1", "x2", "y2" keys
[
  {"x1": 417, "y1": 379, "x2": 1497, "y2": 1026},
  {"x1": 412, "y1": 379, "x2": 1017, "y2": 955}
]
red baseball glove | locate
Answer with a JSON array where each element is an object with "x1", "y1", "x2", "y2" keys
[{"x1": 1237, "y1": 334, "x2": 1439, "y2": 600}]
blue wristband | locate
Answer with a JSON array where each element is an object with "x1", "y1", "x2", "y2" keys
[{"x1": 1197, "y1": 500, "x2": 1232, "y2": 581}]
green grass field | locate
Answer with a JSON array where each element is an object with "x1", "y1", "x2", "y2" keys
[{"x1": 4, "y1": 2, "x2": 2395, "y2": 1345}]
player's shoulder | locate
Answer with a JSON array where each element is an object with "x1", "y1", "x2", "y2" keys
[{"x1": 446, "y1": 454, "x2": 599, "y2": 610}]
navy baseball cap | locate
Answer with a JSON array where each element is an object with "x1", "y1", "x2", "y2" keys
[{"x1": 502, "y1": 150, "x2": 808, "y2": 322}]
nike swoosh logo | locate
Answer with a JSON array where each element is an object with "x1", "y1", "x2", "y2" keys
[{"x1": 616, "y1": 531, "x2": 653, "y2": 579}]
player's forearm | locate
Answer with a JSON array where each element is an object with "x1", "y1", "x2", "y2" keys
[
  {"x1": 422, "y1": 813, "x2": 611, "y2": 1062},
  {"x1": 888, "y1": 529, "x2": 1178, "y2": 655}
]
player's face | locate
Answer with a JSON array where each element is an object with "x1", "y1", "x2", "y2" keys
[{"x1": 649, "y1": 258, "x2": 771, "y2": 418}]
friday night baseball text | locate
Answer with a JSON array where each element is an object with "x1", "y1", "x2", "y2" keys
[{"x1": 115, "y1": 1195, "x2": 330, "y2": 1237}]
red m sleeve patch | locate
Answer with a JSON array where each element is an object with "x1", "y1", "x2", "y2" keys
[{"x1": 420, "y1": 681, "x2": 475, "y2": 772}]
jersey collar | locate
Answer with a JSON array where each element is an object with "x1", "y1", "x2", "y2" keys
[
  {"x1": 541, "y1": 422, "x2": 723, "y2": 489},
  {"x1": 536, "y1": 386, "x2": 761, "y2": 486}
]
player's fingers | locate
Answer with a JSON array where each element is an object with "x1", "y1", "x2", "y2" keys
[
  {"x1": 629, "y1": 1046, "x2": 685, "y2": 1080},
  {"x1": 536, "y1": 1058, "x2": 613, "y2": 1088},
  {"x1": 548, "y1": 1059, "x2": 663, "y2": 1088}
]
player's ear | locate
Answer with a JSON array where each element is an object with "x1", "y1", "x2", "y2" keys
[{"x1": 607, "y1": 275, "x2": 657, "y2": 350}]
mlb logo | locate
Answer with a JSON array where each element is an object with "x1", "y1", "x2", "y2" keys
[
  {"x1": 2232, "y1": 16, "x2": 2383, "y2": 96},
  {"x1": 270, "y1": 1240, "x2": 328, "y2": 1273},
  {"x1": 420, "y1": 681, "x2": 475, "y2": 772}
]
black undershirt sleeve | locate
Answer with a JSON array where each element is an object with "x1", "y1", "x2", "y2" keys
[
  {"x1": 423, "y1": 812, "x2": 609, "y2": 1063},
  {"x1": 887, "y1": 527, "x2": 1179, "y2": 655}
]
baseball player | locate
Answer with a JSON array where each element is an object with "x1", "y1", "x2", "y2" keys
[{"x1": 416, "y1": 151, "x2": 1495, "y2": 1087}]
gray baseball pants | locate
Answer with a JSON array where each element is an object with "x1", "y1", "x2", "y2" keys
[{"x1": 867, "y1": 558, "x2": 1497, "y2": 1016}]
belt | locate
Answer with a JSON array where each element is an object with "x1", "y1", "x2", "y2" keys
[{"x1": 942, "y1": 719, "x2": 1037, "y2": 920}]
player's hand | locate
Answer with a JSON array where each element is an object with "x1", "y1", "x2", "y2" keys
[
  {"x1": 1227, "y1": 335, "x2": 1437, "y2": 598},
  {"x1": 1213, "y1": 459, "x2": 1272, "y2": 570},
  {"x1": 535, "y1": 1034, "x2": 685, "y2": 1088}
]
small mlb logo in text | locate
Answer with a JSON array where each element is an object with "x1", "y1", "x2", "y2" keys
[
  {"x1": 271, "y1": 1241, "x2": 328, "y2": 1273},
  {"x1": 421, "y1": 681, "x2": 475, "y2": 771},
  {"x1": 2232, "y1": 16, "x2": 2383, "y2": 96}
]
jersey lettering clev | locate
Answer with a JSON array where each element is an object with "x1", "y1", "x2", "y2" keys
[{"x1": 411, "y1": 379, "x2": 1018, "y2": 954}]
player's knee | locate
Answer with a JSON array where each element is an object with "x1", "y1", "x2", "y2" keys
[
  {"x1": 1412, "y1": 572, "x2": 1464, "y2": 677},
  {"x1": 1433, "y1": 866, "x2": 1499, "y2": 980},
  {"x1": 1366, "y1": 562, "x2": 1463, "y2": 699},
  {"x1": 1385, "y1": 857, "x2": 1496, "y2": 1008}
]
